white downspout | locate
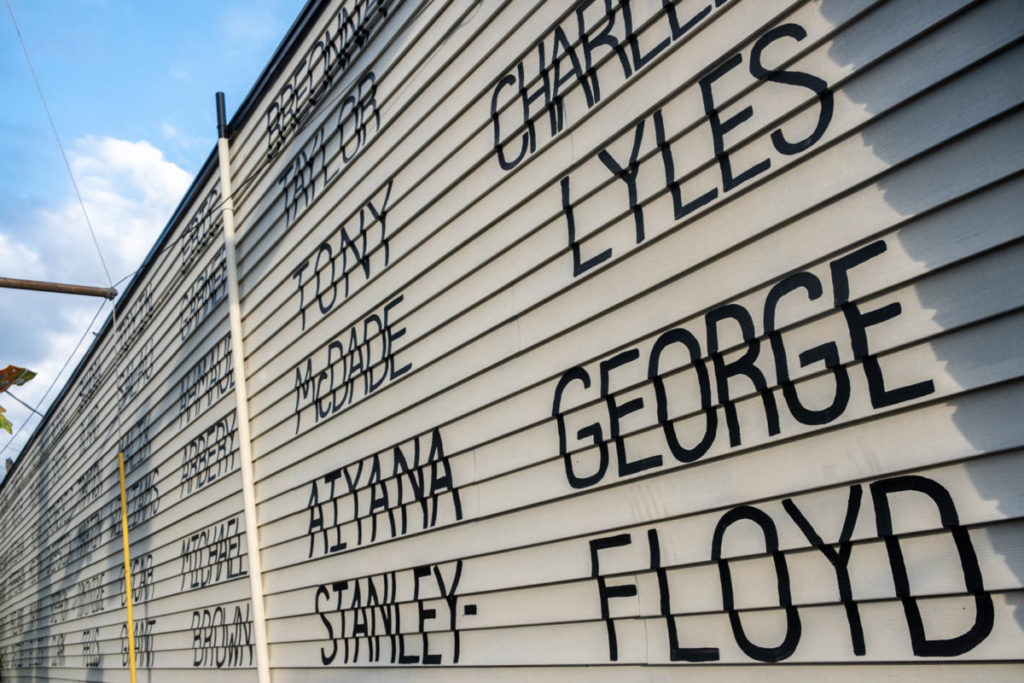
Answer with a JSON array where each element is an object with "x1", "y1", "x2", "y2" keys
[{"x1": 214, "y1": 92, "x2": 272, "y2": 683}]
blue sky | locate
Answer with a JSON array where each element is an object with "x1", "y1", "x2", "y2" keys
[{"x1": 0, "y1": 0, "x2": 306, "y2": 470}]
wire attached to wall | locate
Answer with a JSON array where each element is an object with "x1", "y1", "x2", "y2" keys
[{"x1": 0, "y1": 299, "x2": 107, "y2": 462}]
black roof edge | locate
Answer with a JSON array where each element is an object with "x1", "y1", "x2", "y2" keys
[
  {"x1": 228, "y1": 0, "x2": 331, "y2": 138},
  {"x1": 1, "y1": 0, "x2": 330, "y2": 495}
]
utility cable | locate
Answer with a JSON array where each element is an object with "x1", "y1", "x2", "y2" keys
[
  {"x1": 6, "y1": 0, "x2": 125, "y2": 456},
  {"x1": 6, "y1": 0, "x2": 115, "y2": 290}
]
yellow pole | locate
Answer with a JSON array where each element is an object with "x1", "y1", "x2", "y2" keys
[{"x1": 118, "y1": 452, "x2": 138, "y2": 683}]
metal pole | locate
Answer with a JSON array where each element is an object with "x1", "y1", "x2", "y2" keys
[
  {"x1": 0, "y1": 276, "x2": 116, "y2": 299},
  {"x1": 214, "y1": 91, "x2": 272, "y2": 683},
  {"x1": 117, "y1": 451, "x2": 138, "y2": 683}
]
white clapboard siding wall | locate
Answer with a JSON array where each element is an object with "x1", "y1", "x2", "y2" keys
[{"x1": 1, "y1": 0, "x2": 1021, "y2": 679}]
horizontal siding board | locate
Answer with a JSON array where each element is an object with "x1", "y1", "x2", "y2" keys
[
  {"x1": 235, "y1": 0, "x2": 860, "y2": 393},
  {"x1": 228, "y1": 0, "x2": 429, "y2": 215},
  {"x1": 251, "y1": 198, "x2": 1024, "y2": 530},
  {"x1": 247, "y1": 51, "x2": 1024, "y2": 480},
  {"x1": 239, "y1": 0, "x2": 991, "y2": 385},
  {"x1": 265, "y1": 591, "x2": 1024, "y2": 666},
  {"x1": 258, "y1": 384, "x2": 1024, "y2": 593},
  {"x1": 267, "y1": 664, "x2": 1024, "y2": 682},
  {"x1": 251, "y1": 309, "x2": 1024, "y2": 565},
  {"x1": 234, "y1": 0, "x2": 810, "y2": 362},
  {"x1": 0, "y1": 405, "x2": 245, "y2": 617},
  {"x1": 249, "y1": 165, "x2": 1024, "y2": 527},
  {"x1": 261, "y1": 518, "x2": 1024, "y2": 636}
]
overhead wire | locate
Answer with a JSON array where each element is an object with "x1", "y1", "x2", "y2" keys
[
  {"x1": 5, "y1": 0, "x2": 115, "y2": 290},
  {"x1": 4, "y1": 0, "x2": 124, "y2": 461}
]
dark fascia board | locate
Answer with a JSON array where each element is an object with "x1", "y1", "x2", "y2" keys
[{"x1": 1, "y1": 0, "x2": 330, "y2": 495}]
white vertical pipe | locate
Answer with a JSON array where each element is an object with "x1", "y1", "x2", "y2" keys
[{"x1": 215, "y1": 96, "x2": 272, "y2": 683}]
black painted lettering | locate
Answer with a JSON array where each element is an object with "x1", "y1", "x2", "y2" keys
[
  {"x1": 654, "y1": 108, "x2": 717, "y2": 220},
  {"x1": 308, "y1": 479, "x2": 325, "y2": 558},
  {"x1": 712, "y1": 506, "x2": 801, "y2": 662},
  {"x1": 749, "y1": 23, "x2": 834, "y2": 155},
  {"x1": 648, "y1": 327, "x2": 717, "y2": 462},
  {"x1": 553, "y1": 367, "x2": 609, "y2": 488},
  {"x1": 315, "y1": 242, "x2": 337, "y2": 314},
  {"x1": 384, "y1": 294, "x2": 411, "y2": 380},
  {"x1": 764, "y1": 272, "x2": 850, "y2": 424},
  {"x1": 662, "y1": 0, "x2": 714, "y2": 40},
  {"x1": 783, "y1": 486, "x2": 865, "y2": 655},
  {"x1": 590, "y1": 533, "x2": 637, "y2": 661},
  {"x1": 524, "y1": 41, "x2": 558, "y2": 140},
  {"x1": 598, "y1": 119, "x2": 647, "y2": 243},
  {"x1": 622, "y1": 0, "x2": 669, "y2": 70},
  {"x1": 316, "y1": 585, "x2": 337, "y2": 664},
  {"x1": 434, "y1": 561, "x2": 463, "y2": 663},
  {"x1": 699, "y1": 54, "x2": 770, "y2": 191},
  {"x1": 561, "y1": 174, "x2": 612, "y2": 277},
  {"x1": 578, "y1": 0, "x2": 632, "y2": 91},
  {"x1": 551, "y1": 25, "x2": 594, "y2": 119},
  {"x1": 706, "y1": 303, "x2": 780, "y2": 446},
  {"x1": 491, "y1": 73, "x2": 529, "y2": 171},
  {"x1": 600, "y1": 349, "x2": 659, "y2": 476},
  {"x1": 265, "y1": 2, "x2": 388, "y2": 152},
  {"x1": 648, "y1": 528, "x2": 720, "y2": 661},
  {"x1": 293, "y1": 294, "x2": 412, "y2": 432},
  {"x1": 830, "y1": 241, "x2": 935, "y2": 408},
  {"x1": 365, "y1": 178, "x2": 393, "y2": 267},
  {"x1": 292, "y1": 260, "x2": 309, "y2": 330},
  {"x1": 871, "y1": 476, "x2": 993, "y2": 656}
]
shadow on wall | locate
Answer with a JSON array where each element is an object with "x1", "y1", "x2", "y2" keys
[
  {"x1": 113, "y1": 393, "x2": 158, "y2": 683},
  {"x1": 72, "y1": 396, "x2": 158, "y2": 683},
  {"x1": 820, "y1": 0, "x2": 1024, "y2": 630},
  {"x1": 18, "y1": 375, "x2": 159, "y2": 680}
]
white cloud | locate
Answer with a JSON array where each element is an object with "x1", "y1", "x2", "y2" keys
[
  {"x1": 161, "y1": 123, "x2": 185, "y2": 142},
  {"x1": 23, "y1": 136, "x2": 190, "y2": 285},
  {"x1": 167, "y1": 64, "x2": 192, "y2": 82},
  {"x1": 0, "y1": 232, "x2": 43, "y2": 279},
  {"x1": 0, "y1": 136, "x2": 190, "y2": 467},
  {"x1": 161, "y1": 123, "x2": 209, "y2": 153}
]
